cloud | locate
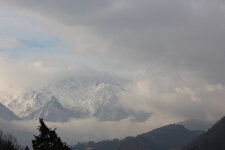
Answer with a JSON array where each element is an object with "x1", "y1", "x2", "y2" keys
[
  {"x1": 0, "y1": 38, "x2": 22, "y2": 50},
  {"x1": 119, "y1": 72, "x2": 225, "y2": 122},
  {"x1": 0, "y1": 0, "x2": 225, "y2": 144},
  {"x1": 0, "y1": 53, "x2": 128, "y2": 94},
  {"x1": 1, "y1": 0, "x2": 225, "y2": 82},
  {"x1": 0, "y1": 55, "x2": 55, "y2": 93},
  {"x1": 0, "y1": 54, "x2": 86, "y2": 93}
]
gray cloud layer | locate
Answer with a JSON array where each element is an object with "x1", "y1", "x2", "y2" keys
[
  {"x1": 2, "y1": 0, "x2": 225, "y2": 81},
  {"x1": 1, "y1": 0, "x2": 225, "y2": 141}
]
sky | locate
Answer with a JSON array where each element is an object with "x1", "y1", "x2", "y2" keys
[{"x1": 1, "y1": 0, "x2": 225, "y2": 145}]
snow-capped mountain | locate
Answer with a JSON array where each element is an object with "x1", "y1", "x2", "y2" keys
[
  {"x1": 45, "y1": 76, "x2": 127, "y2": 116},
  {"x1": 25, "y1": 96, "x2": 88, "y2": 122},
  {"x1": 0, "y1": 102, "x2": 19, "y2": 121},
  {"x1": 0, "y1": 76, "x2": 151, "y2": 122},
  {"x1": 5, "y1": 90, "x2": 52, "y2": 118}
]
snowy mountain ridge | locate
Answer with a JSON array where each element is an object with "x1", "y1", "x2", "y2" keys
[{"x1": 0, "y1": 76, "x2": 151, "y2": 122}]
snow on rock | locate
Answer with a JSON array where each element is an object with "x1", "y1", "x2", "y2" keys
[{"x1": 0, "y1": 76, "x2": 151, "y2": 122}]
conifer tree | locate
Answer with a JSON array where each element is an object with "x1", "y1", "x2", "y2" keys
[
  {"x1": 32, "y1": 118, "x2": 71, "y2": 150},
  {"x1": 24, "y1": 146, "x2": 29, "y2": 150}
]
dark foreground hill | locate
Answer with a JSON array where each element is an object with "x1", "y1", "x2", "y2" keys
[
  {"x1": 72, "y1": 124, "x2": 203, "y2": 150},
  {"x1": 182, "y1": 116, "x2": 225, "y2": 150}
]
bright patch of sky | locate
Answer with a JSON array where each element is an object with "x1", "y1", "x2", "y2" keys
[{"x1": 0, "y1": 8, "x2": 68, "y2": 56}]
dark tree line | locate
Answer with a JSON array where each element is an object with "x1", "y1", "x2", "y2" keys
[{"x1": 0, "y1": 130, "x2": 23, "y2": 150}]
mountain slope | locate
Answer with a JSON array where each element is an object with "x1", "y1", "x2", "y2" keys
[
  {"x1": 0, "y1": 102, "x2": 19, "y2": 121},
  {"x1": 25, "y1": 96, "x2": 88, "y2": 122},
  {"x1": 4, "y1": 90, "x2": 52, "y2": 118},
  {"x1": 72, "y1": 124, "x2": 203, "y2": 150},
  {"x1": 0, "y1": 76, "x2": 151, "y2": 122},
  {"x1": 182, "y1": 116, "x2": 225, "y2": 150}
]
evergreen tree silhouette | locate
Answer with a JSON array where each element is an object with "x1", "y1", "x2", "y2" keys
[
  {"x1": 24, "y1": 146, "x2": 29, "y2": 150},
  {"x1": 32, "y1": 118, "x2": 71, "y2": 150}
]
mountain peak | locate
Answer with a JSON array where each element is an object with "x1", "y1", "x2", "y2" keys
[
  {"x1": 0, "y1": 76, "x2": 151, "y2": 122},
  {"x1": 46, "y1": 96, "x2": 63, "y2": 109}
]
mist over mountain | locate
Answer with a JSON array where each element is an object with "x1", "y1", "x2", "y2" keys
[
  {"x1": 0, "y1": 75, "x2": 213, "y2": 147},
  {"x1": 24, "y1": 96, "x2": 89, "y2": 122},
  {"x1": 0, "y1": 75, "x2": 220, "y2": 148},
  {"x1": 0, "y1": 76, "x2": 151, "y2": 122},
  {"x1": 0, "y1": 0, "x2": 225, "y2": 149},
  {"x1": 179, "y1": 119, "x2": 214, "y2": 131}
]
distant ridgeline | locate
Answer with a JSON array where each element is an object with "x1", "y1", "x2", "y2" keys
[
  {"x1": 1, "y1": 115, "x2": 225, "y2": 150},
  {"x1": 71, "y1": 124, "x2": 203, "y2": 150},
  {"x1": 182, "y1": 116, "x2": 225, "y2": 150}
]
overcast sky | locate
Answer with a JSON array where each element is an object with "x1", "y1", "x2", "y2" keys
[{"x1": 1, "y1": 0, "x2": 225, "y2": 143}]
